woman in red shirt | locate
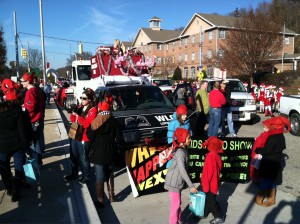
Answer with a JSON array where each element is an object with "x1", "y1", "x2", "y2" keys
[{"x1": 65, "y1": 88, "x2": 97, "y2": 184}]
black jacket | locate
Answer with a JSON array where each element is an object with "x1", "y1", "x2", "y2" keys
[
  {"x1": 87, "y1": 116, "x2": 123, "y2": 165},
  {"x1": 255, "y1": 134, "x2": 286, "y2": 184},
  {"x1": 0, "y1": 104, "x2": 32, "y2": 154}
]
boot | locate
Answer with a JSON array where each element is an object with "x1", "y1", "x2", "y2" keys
[
  {"x1": 255, "y1": 190, "x2": 265, "y2": 206},
  {"x1": 95, "y1": 182, "x2": 105, "y2": 208},
  {"x1": 263, "y1": 189, "x2": 276, "y2": 207},
  {"x1": 2, "y1": 177, "x2": 13, "y2": 196},
  {"x1": 107, "y1": 173, "x2": 116, "y2": 202},
  {"x1": 11, "y1": 179, "x2": 21, "y2": 202}
]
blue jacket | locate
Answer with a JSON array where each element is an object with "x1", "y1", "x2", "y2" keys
[{"x1": 167, "y1": 112, "x2": 192, "y2": 144}]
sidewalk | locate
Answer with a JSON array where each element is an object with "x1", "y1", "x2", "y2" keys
[
  {"x1": 1, "y1": 103, "x2": 300, "y2": 224},
  {"x1": 0, "y1": 102, "x2": 100, "y2": 223}
]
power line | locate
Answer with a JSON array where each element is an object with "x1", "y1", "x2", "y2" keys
[{"x1": 18, "y1": 31, "x2": 108, "y2": 45}]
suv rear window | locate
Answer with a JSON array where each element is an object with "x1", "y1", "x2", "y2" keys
[
  {"x1": 152, "y1": 79, "x2": 173, "y2": 87},
  {"x1": 96, "y1": 85, "x2": 174, "y2": 111},
  {"x1": 207, "y1": 80, "x2": 246, "y2": 93}
]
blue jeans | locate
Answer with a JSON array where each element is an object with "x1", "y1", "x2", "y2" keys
[
  {"x1": 69, "y1": 139, "x2": 90, "y2": 179},
  {"x1": 30, "y1": 121, "x2": 45, "y2": 172},
  {"x1": 220, "y1": 107, "x2": 235, "y2": 135},
  {"x1": 94, "y1": 164, "x2": 113, "y2": 182},
  {"x1": 0, "y1": 150, "x2": 26, "y2": 188},
  {"x1": 46, "y1": 93, "x2": 51, "y2": 104},
  {"x1": 208, "y1": 107, "x2": 222, "y2": 137}
]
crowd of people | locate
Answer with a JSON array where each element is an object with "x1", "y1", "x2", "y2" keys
[{"x1": 0, "y1": 74, "x2": 292, "y2": 224}]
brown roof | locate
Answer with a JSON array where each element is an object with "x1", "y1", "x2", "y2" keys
[
  {"x1": 197, "y1": 13, "x2": 298, "y2": 35},
  {"x1": 141, "y1": 28, "x2": 182, "y2": 42}
]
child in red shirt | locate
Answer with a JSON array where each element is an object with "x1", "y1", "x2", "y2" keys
[{"x1": 201, "y1": 136, "x2": 224, "y2": 224}]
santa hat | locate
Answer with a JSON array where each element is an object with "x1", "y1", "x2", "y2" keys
[
  {"x1": 260, "y1": 83, "x2": 265, "y2": 88},
  {"x1": 271, "y1": 85, "x2": 276, "y2": 89},
  {"x1": 243, "y1": 82, "x2": 248, "y2": 86},
  {"x1": 98, "y1": 94, "x2": 113, "y2": 111},
  {"x1": 251, "y1": 83, "x2": 257, "y2": 88},
  {"x1": 202, "y1": 136, "x2": 224, "y2": 153},
  {"x1": 1, "y1": 79, "x2": 20, "y2": 101},
  {"x1": 279, "y1": 87, "x2": 284, "y2": 92},
  {"x1": 21, "y1": 72, "x2": 34, "y2": 84},
  {"x1": 176, "y1": 104, "x2": 188, "y2": 115},
  {"x1": 262, "y1": 116, "x2": 291, "y2": 133},
  {"x1": 172, "y1": 128, "x2": 189, "y2": 149},
  {"x1": 265, "y1": 85, "x2": 271, "y2": 90}
]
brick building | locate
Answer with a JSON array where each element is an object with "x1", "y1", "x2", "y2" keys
[{"x1": 132, "y1": 13, "x2": 299, "y2": 79}]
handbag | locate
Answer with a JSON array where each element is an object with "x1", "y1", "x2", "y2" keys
[
  {"x1": 189, "y1": 191, "x2": 206, "y2": 217},
  {"x1": 23, "y1": 158, "x2": 36, "y2": 184},
  {"x1": 68, "y1": 117, "x2": 84, "y2": 141}
]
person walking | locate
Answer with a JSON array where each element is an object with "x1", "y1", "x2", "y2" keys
[
  {"x1": 21, "y1": 73, "x2": 46, "y2": 174},
  {"x1": 195, "y1": 80, "x2": 209, "y2": 137},
  {"x1": 164, "y1": 128, "x2": 198, "y2": 224},
  {"x1": 208, "y1": 82, "x2": 226, "y2": 137},
  {"x1": 0, "y1": 79, "x2": 31, "y2": 202},
  {"x1": 167, "y1": 104, "x2": 192, "y2": 144},
  {"x1": 219, "y1": 80, "x2": 236, "y2": 137},
  {"x1": 254, "y1": 116, "x2": 291, "y2": 207},
  {"x1": 201, "y1": 136, "x2": 225, "y2": 224},
  {"x1": 65, "y1": 88, "x2": 97, "y2": 184},
  {"x1": 44, "y1": 81, "x2": 52, "y2": 105},
  {"x1": 87, "y1": 94, "x2": 124, "y2": 208}
]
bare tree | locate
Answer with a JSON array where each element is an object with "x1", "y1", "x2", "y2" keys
[
  {"x1": 218, "y1": 3, "x2": 282, "y2": 84},
  {"x1": 0, "y1": 26, "x2": 7, "y2": 73},
  {"x1": 66, "y1": 51, "x2": 93, "y2": 66}
]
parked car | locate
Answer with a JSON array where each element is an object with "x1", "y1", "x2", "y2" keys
[{"x1": 279, "y1": 95, "x2": 300, "y2": 136}]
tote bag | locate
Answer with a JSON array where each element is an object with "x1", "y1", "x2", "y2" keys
[
  {"x1": 189, "y1": 191, "x2": 206, "y2": 217},
  {"x1": 68, "y1": 118, "x2": 84, "y2": 141},
  {"x1": 23, "y1": 159, "x2": 36, "y2": 184}
]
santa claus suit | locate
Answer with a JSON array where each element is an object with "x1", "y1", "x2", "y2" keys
[
  {"x1": 264, "y1": 86, "x2": 274, "y2": 116},
  {"x1": 276, "y1": 88, "x2": 284, "y2": 110},
  {"x1": 258, "y1": 85, "x2": 265, "y2": 113}
]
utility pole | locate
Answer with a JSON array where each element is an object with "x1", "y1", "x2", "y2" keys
[
  {"x1": 39, "y1": 0, "x2": 46, "y2": 84},
  {"x1": 281, "y1": 22, "x2": 285, "y2": 73},
  {"x1": 27, "y1": 42, "x2": 30, "y2": 72},
  {"x1": 13, "y1": 11, "x2": 19, "y2": 78}
]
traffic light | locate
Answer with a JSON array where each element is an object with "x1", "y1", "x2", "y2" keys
[
  {"x1": 163, "y1": 57, "x2": 166, "y2": 65},
  {"x1": 21, "y1": 48, "x2": 27, "y2": 58},
  {"x1": 172, "y1": 56, "x2": 175, "y2": 64}
]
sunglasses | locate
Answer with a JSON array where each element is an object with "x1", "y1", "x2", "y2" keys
[
  {"x1": 80, "y1": 97, "x2": 89, "y2": 100},
  {"x1": 20, "y1": 80, "x2": 28, "y2": 83}
]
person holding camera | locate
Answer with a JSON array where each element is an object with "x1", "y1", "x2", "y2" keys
[{"x1": 65, "y1": 88, "x2": 97, "y2": 184}]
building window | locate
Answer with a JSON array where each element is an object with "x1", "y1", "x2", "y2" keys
[
  {"x1": 157, "y1": 44, "x2": 162, "y2": 50},
  {"x1": 184, "y1": 67, "x2": 188, "y2": 79},
  {"x1": 284, "y1": 37, "x2": 290, "y2": 44},
  {"x1": 153, "y1": 21, "x2": 160, "y2": 27},
  {"x1": 157, "y1": 57, "x2": 162, "y2": 64},
  {"x1": 191, "y1": 67, "x2": 195, "y2": 79},
  {"x1": 166, "y1": 43, "x2": 169, "y2": 51},
  {"x1": 172, "y1": 42, "x2": 175, "y2": 49},
  {"x1": 218, "y1": 30, "x2": 226, "y2": 39},
  {"x1": 184, "y1": 53, "x2": 188, "y2": 62},
  {"x1": 208, "y1": 31, "x2": 213, "y2": 40},
  {"x1": 192, "y1": 35, "x2": 195, "y2": 44},
  {"x1": 179, "y1": 40, "x2": 182, "y2": 48},
  {"x1": 208, "y1": 49, "x2": 212, "y2": 59},
  {"x1": 191, "y1": 52, "x2": 195, "y2": 61},
  {"x1": 179, "y1": 55, "x2": 182, "y2": 61},
  {"x1": 185, "y1": 38, "x2": 188, "y2": 46}
]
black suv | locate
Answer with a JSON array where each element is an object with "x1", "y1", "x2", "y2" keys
[{"x1": 95, "y1": 84, "x2": 175, "y2": 146}]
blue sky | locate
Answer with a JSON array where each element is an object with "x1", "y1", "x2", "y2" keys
[{"x1": 0, "y1": 0, "x2": 270, "y2": 69}]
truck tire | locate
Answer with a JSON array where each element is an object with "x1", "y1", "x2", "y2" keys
[{"x1": 290, "y1": 113, "x2": 300, "y2": 136}]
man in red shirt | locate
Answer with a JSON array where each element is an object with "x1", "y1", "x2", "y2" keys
[
  {"x1": 208, "y1": 81, "x2": 226, "y2": 137},
  {"x1": 21, "y1": 73, "x2": 45, "y2": 175}
]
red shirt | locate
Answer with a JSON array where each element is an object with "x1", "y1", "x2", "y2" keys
[
  {"x1": 201, "y1": 151, "x2": 222, "y2": 194},
  {"x1": 70, "y1": 106, "x2": 97, "y2": 142},
  {"x1": 209, "y1": 89, "x2": 226, "y2": 108},
  {"x1": 24, "y1": 87, "x2": 45, "y2": 123}
]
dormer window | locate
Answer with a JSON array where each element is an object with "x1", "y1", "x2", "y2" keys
[{"x1": 153, "y1": 21, "x2": 160, "y2": 27}]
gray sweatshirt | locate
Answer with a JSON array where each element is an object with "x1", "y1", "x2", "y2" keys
[{"x1": 164, "y1": 147, "x2": 194, "y2": 192}]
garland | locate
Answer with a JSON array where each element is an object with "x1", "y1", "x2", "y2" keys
[{"x1": 99, "y1": 53, "x2": 113, "y2": 76}]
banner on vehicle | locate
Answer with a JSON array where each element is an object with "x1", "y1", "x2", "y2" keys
[{"x1": 124, "y1": 137, "x2": 254, "y2": 197}]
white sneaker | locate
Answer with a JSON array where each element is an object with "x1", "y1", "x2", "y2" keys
[{"x1": 231, "y1": 134, "x2": 237, "y2": 137}]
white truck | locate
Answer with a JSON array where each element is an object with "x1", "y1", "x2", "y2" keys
[{"x1": 279, "y1": 95, "x2": 300, "y2": 136}]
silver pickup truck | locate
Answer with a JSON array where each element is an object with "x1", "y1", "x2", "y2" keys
[{"x1": 279, "y1": 95, "x2": 300, "y2": 136}]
